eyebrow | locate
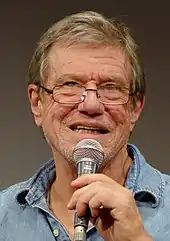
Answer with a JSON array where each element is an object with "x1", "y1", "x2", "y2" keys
[
  {"x1": 57, "y1": 73, "x2": 87, "y2": 84},
  {"x1": 56, "y1": 73, "x2": 128, "y2": 87},
  {"x1": 98, "y1": 75, "x2": 129, "y2": 89}
]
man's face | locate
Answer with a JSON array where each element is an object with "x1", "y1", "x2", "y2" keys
[{"x1": 29, "y1": 44, "x2": 143, "y2": 165}]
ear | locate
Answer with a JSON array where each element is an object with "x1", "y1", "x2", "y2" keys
[
  {"x1": 129, "y1": 96, "x2": 145, "y2": 131},
  {"x1": 28, "y1": 84, "x2": 43, "y2": 127}
]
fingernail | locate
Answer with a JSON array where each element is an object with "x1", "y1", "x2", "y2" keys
[
  {"x1": 71, "y1": 180, "x2": 77, "y2": 186},
  {"x1": 72, "y1": 179, "x2": 77, "y2": 183}
]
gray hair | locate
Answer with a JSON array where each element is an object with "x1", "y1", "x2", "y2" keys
[{"x1": 28, "y1": 11, "x2": 146, "y2": 104}]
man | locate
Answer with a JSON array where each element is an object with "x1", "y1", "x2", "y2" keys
[{"x1": 0, "y1": 10, "x2": 169, "y2": 241}]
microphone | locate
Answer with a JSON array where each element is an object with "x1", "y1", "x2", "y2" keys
[{"x1": 73, "y1": 139, "x2": 104, "y2": 241}]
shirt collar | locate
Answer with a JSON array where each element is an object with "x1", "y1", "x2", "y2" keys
[
  {"x1": 126, "y1": 144, "x2": 165, "y2": 207},
  {"x1": 16, "y1": 158, "x2": 55, "y2": 206},
  {"x1": 15, "y1": 145, "x2": 165, "y2": 208}
]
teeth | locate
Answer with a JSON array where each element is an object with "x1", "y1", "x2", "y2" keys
[
  {"x1": 72, "y1": 125, "x2": 105, "y2": 134},
  {"x1": 76, "y1": 125, "x2": 101, "y2": 131},
  {"x1": 70, "y1": 125, "x2": 108, "y2": 134},
  {"x1": 74, "y1": 129, "x2": 101, "y2": 134}
]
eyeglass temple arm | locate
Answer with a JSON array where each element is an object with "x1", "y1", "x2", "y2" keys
[{"x1": 35, "y1": 83, "x2": 53, "y2": 94}]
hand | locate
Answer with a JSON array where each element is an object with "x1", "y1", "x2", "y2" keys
[{"x1": 67, "y1": 174, "x2": 153, "y2": 241}]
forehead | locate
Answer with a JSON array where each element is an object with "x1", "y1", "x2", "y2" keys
[{"x1": 47, "y1": 44, "x2": 132, "y2": 84}]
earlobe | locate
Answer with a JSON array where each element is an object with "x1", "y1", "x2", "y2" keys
[{"x1": 28, "y1": 84, "x2": 43, "y2": 127}]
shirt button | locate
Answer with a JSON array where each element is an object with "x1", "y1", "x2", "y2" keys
[{"x1": 53, "y1": 228, "x2": 59, "y2": 237}]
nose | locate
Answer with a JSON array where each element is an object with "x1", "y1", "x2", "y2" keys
[{"x1": 78, "y1": 89, "x2": 104, "y2": 116}]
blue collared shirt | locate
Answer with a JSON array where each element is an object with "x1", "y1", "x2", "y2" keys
[{"x1": 1, "y1": 144, "x2": 170, "y2": 241}]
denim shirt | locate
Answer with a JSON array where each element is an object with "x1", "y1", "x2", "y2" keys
[{"x1": 1, "y1": 144, "x2": 170, "y2": 241}]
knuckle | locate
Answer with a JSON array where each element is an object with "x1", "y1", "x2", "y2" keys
[
  {"x1": 78, "y1": 195, "x2": 87, "y2": 203},
  {"x1": 89, "y1": 198, "x2": 97, "y2": 208},
  {"x1": 74, "y1": 189, "x2": 81, "y2": 197}
]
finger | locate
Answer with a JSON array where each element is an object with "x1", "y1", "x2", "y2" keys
[
  {"x1": 69, "y1": 190, "x2": 96, "y2": 216},
  {"x1": 67, "y1": 184, "x2": 95, "y2": 210},
  {"x1": 89, "y1": 195, "x2": 103, "y2": 217},
  {"x1": 90, "y1": 207, "x2": 100, "y2": 218},
  {"x1": 69, "y1": 191, "x2": 103, "y2": 218},
  {"x1": 68, "y1": 182, "x2": 113, "y2": 215},
  {"x1": 67, "y1": 182, "x2": 105, "y2": 214},
  {"x1": 76, "y1": 202, "x2": 88, "y2": 217},
  {"x1": 71, "y1": 173, "x2": 114, "y2": 188}
]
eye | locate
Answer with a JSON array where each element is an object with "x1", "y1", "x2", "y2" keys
[
  {"x1": 105, "y1": 83, "x2": 116, "y2": 88},
  {"x1": 62, "y1": 81, "x2": 79, "y2": 87},
  {"x1": 101, "y1": 83, "x2": 118, "y2": 90},
  {"x1": 100, "y1": 83, "x2": 128, "y2": 92}
]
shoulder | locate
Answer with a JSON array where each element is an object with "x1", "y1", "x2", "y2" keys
[
  {"x1": 162, "y1": 172, "x2": 170, "y2": 182},
  {"x1": 162, "y1": 171, "x2": 170, "y2": 179},
  {"x1": 161, "y1": 172, "x2": 170, "y2": 197},
  {"x1": 0, "y1": 178, "x2": 45, "y2": 240},
  {"x1": 0, "y1": 178, "x2": 32, "y2": 216},
  {"x1": 0, "y1": 178, "x2": 35, "y2": 238},
  {"x1": 0, "y1": 178, "x2": 31, "y2": 196},
  {"x1": 144, "y1": 164, "x2": 170, "y2": 204}
]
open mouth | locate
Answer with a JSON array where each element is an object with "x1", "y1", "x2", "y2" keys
[{"x1": 70, "y1": 125, "x2": 109, "y2": 134}]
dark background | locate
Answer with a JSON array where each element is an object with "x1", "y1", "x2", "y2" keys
[{"x1": 0, "y1": 1, "x2": 170, "y2": 188}]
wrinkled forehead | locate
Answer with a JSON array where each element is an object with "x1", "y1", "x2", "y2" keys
[{"x1": 45, "y1": 43, "x2": 132, "y2": 85}]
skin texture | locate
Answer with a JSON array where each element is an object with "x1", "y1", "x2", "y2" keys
[{"x1": 28, "y1": 44, "x2": 152, "y2": 241}]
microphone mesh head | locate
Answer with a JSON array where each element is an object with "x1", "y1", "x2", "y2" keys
[{"x1": 73, "y1": 139, "x2": 104, "y2": 167}]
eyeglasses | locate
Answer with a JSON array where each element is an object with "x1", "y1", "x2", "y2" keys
[{"x1": 36, "y1": 81, "x2": 134, "y2": 105}]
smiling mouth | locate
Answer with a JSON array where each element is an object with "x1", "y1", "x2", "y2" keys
[{"x1": 70, "y1": 125, "x2": 109, "y2": 134}]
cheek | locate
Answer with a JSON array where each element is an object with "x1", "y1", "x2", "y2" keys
[
  {"x1": 108, "y1": 105, "x2": 130, "y2": 126},
  {"x1": 42, "y1": 102, "x2": 75, "y2": 126}
]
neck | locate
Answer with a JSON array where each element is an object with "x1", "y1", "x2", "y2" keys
[
  {"x1": 102, "y1": 147, "x2": 132, "y2": 186},
  {"x1": 51, "y1": 151, "x2": 77, "y2": 206}
]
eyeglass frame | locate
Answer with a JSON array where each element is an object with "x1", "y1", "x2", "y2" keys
[{"x1": 35, "y1": 82, "x2": 136, "y2": 105}]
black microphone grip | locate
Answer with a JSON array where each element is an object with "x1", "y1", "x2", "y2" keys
[{"x1": 74, "y1": 159, "x2": 98, "y2": 241}]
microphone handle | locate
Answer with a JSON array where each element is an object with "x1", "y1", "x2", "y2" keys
[
  {"x1": 74, "y1": 210, "x2": 90, "y2": 241},
  {"x1": 74, "y1": 159, "x2": 98, "y2": 241}
]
